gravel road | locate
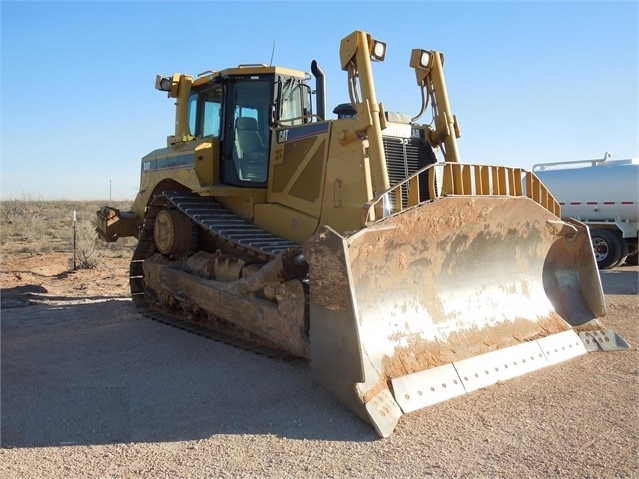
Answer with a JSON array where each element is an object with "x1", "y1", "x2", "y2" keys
[{"x1": 1, "y1": 264, "x2": 637, "y2": 478}]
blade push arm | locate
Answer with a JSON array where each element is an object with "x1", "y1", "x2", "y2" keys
[
  {"x1": 410, "y1": 49, "x2": 461, "y2": 163},
  {"x1": 339, "y1": 30, "x2": 391, "y2": 196}
]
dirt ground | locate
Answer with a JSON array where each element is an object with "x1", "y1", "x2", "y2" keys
[{"x1": 1, "y1": 249, "x2": 637, "y2": 479}]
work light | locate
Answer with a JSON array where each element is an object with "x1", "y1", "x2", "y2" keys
[
  {"x1": 371, "y1": 40, "x2": 386, "y2": 62},
  {"x1": 155, "y1": 75, "x2": 173, "y2": 92}
]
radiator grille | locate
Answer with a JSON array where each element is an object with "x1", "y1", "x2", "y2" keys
[{"x1": 382, "y1": 136, "x2": 436, "y2": 210}]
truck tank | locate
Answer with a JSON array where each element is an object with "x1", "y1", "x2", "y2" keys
[{"x1": 534, "y1": 154, "x2": 639, "y2": 269}]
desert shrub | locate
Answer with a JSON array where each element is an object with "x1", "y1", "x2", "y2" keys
[
  {"x1": 0, "y1": 198, "x2": 48, "y2": 249},
  {"x1": 72, "y1": 218, "x2": 103, "y2": 269},
  {"x1": 1, "y1": 199, "x2": 136, "y2": 268}
]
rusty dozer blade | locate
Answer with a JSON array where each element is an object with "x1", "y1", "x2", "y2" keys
[{"x1": 305, "y1": 195, "x2": 625, "y2": 438}]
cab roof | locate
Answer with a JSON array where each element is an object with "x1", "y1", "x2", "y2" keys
[{"x1": 193, "y1": 65, "x2": 308, "y2": 86}]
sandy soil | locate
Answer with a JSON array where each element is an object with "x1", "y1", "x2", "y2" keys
[{"x1": 1, "y1": 250, "x2": 637, "y2": 478}]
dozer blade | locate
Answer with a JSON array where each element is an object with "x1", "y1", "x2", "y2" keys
[{"x1": 305, "y1": 196, "x2": 625, "y2": 437}]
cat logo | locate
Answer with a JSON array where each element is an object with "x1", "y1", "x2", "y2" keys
[{"x1": 278, "y1": 129, "x2": 289, "y2": 143}]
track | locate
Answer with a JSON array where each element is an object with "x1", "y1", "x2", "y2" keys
[{"x1": 129, "y1": 192, "x2": 302, "y2": 359}]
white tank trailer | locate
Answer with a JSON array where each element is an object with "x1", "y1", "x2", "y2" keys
[{"x1": 534, "y1": 152, "x2": 638, "y2": 269}]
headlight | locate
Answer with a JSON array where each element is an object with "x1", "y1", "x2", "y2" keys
[
  {"x1": 410, "y1": 49, "x2": 433, "y2": 71},
  {"x1": 419, "y1": 51, "x2": 432, "y2": 69},
  {"x1": 155, "y1": 75, "x2": 173, "y2": 92},
  {"x1": 371, "y1": 39, "x2": 387, "y2": 62}
]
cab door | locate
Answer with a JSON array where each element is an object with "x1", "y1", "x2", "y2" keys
[{"x1": 222, "y1": 77, "x2": 273, "y2": 187}]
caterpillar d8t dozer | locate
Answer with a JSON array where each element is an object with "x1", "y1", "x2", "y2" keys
[{"x1": 97, "y1": 30, "x2": 629, "y2": 437}]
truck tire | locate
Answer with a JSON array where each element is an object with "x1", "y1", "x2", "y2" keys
[
  {"x1": 612, "y1": 232, "x2": 629, "y2": 267},
  {"x1": 590, "y1": 229, "x2": 622, "y2": 270},
  {"x1": 625, "y1": 240, "x2": 638, "y2": 265}
]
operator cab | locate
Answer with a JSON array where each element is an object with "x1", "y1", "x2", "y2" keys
[{"x1": 187, "y1": 65, "x2": 312, "y2": 188}]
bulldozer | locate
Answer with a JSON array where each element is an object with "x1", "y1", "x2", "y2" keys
[{"x1": 97, "y1": 30, "x2": 629, "y2": 437}]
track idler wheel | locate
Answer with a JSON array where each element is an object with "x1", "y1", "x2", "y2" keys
[{"x1": 153, "y1": 208, "x2": 195, "y2": 259}]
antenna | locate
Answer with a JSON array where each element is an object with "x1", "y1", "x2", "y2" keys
[{"x1": 270, "y1": 39, "x2": 276, "y2": 66}]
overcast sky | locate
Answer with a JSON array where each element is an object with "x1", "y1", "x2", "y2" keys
[{"x1": 1, "y1": 0, "x2": 637, "y2": 200}]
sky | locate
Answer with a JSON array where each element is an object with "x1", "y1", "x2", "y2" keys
[{"x1": 1, "y1": 0, "x2": 637, "y2": 201}]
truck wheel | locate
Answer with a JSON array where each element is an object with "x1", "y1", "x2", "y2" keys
[
  {"x1": 612, "y1": 232, "x2": 629, "y2": 267},
  {"x1": 590, "y1": 229, "x2": 622, "y2": 270},
  {"x1": 624, "y1": 240, "x2": 638, "y2": 265}
]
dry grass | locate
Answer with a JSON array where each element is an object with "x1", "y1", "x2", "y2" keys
[{"x1": 0, "y1": 198, "x2": 138, "y2": 269}]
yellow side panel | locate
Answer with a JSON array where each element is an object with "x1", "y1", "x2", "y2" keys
[
  {"x1": 253, "y1": 203, "x2": 318, "y2": 244},
  {"x1": 139, "y1": 139, "x2": 210, "y2": 200},
  {"x1": 268, "y1": 123, "x2": 329, "y2": 218},
  {"x1": 214, "y1": 190, "x2": 267, "y2": 222},
  {"x1": 194, "y1": 139, "x2": 219, "y2": 186},
  {"x1": 318, "y1": 119, "x2": 371, "y2": 233},
  {"x1": 267, "y1": 120, "x2": 372, "y2": 235},
  {"x1": 139, "y1": 168, "x2": 202, "y2": 199}
]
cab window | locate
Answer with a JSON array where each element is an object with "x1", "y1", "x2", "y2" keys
[
  {"x1": 280, "y1": 79, "x2": 305, "y2": 125},
  {"x1": 189, "y1": 86, "x2": 223, "y2": 137}
]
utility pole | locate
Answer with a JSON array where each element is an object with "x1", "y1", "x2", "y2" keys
[{"x1": 109, "y1": 179, "x2": 112, "y2": 203}]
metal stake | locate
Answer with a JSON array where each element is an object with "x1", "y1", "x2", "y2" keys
[{"x1": 73, "y1": 210, "x2": 77, "y2": 270}]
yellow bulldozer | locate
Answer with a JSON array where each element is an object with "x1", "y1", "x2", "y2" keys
[{"x1": 97, "y1": 30, "x2": 629, "y2": 437}]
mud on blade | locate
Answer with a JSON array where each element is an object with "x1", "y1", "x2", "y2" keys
[{"x1": 305, "y1": 196, "x2": 609, "y2": 437}]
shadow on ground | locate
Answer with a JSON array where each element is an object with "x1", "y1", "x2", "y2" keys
[
  {"x1": 1, "y1": 299, "x2": 376, "y2": 448},
  {"x1": 599, "y1": 264, "x2": 639, "y2": 295},
  {"x1": 1, "y1": 285, "x2": 127, "y2": 309}
]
